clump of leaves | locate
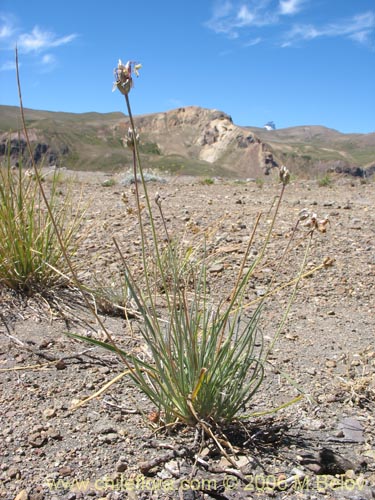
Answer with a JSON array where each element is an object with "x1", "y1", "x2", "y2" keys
[
  {"x1": 318, "y1": 173, "x2": 333, "y2": 187},
  {"x1": 0, "y1": 157, "x2": 82, "y2": 294},
  {"x1": 200, "y1": 177, "x2": 215, "y2": 185}
]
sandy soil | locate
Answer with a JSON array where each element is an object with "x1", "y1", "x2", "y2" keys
[{"x1": 1, "y1": 172, "x2": 374, "y2": 500}]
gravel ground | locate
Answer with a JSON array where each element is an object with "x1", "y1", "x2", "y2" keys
[{"x1": 1, "y1": 172, "x2": 374, "y2": 500}]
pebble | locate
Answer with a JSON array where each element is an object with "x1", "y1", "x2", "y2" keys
[
  {"x1": 325, "y1": 359, "x2": 337, "y2": 368},
  {"x1": 28, "y1": 433, "x2": 47, "y2": 448},
  {"x1": 209, "y1": 263, "x2": 224, "y2": 273},
  {"x1": 99, "y1": 432, "x2": 118, "y2": 444},
  {"x1": 55, "y1": 360, "x2": 67, "y2": 370},
  {"x1": 58, "y1": 466, "x2": 72, "y2": 477},
  {"x1": 115, "y1": 457, "x2": 128, "y2": 473},
  {"x1": 45, "y1": 428, "x2": 62, "y2": 440},
  {"x1": 43, "y1": 408, "x2": 56, "y2": 419},
  {"x1": 14, "y1": 491, "x2": 28, "y2": 500},
  {"x1": 95, "y1": 423, "x2": 117, "y2": 435},
  {"x1": 8, "y1": 466, "x2": 21, "y2": 479}
]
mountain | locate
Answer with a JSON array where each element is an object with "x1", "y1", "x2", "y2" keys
[
  {"x1": 245, "y1": 125, "x2": 375, "y2": 177},
  {"x1": 1, "y1": 104, "x2": 374, "y2": 178}
]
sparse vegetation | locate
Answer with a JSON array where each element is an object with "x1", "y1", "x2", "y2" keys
[
  {"x1": 318, "y1": 173, "x2": 333, "y2": 187},
  {"x1": 68, "y1": 61, "x2": 327, "y2": 430},
  {"x1": 0, "y1": 156, "x2": 82, "y2": 294},
  {"x1": 138, "y1": 141, "x2": 161, "y2": 155},
  {"x1": 7, "y1": 50, "x2": 375, "y2": 498},
  {"x1": 101, "y1": 177, "x2": 116, "y2": 187},
  {"x1": 3, "y1": 105, "x2": 374, "y2": 179},
  {"x1": 200, "y1": 177, "x2": 215, "y2": 185}
]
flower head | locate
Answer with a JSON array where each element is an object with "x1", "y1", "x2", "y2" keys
[
  {"x1": 299, "y1": 208, "x2": 329, "y2": 233},
  {"x1": 112, "y1": 59, "x2": 142, "y2": 95},
  {"x1": 279, "y1": 165, "x2": 290, "y2": 185},
  {"x1": 126, "y1": 127, "x2": 140, "y2": 150}
]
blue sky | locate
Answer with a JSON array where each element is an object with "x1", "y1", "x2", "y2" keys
[{"x1": 0, "y1": 0, "x2": 374, "y2": 133}]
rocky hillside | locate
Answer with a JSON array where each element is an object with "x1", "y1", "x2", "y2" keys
[
  {"x1": 246, "y1": 125, "x2": 375, "y2": 178},
  {"x1": 1, "y1": 104, "x2": 374, "y2": 178}
]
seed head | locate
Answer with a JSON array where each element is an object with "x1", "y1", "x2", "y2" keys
[
  {"x1": 299, "y1": 208, "x2": 330, "y2": 233},
  {"x1": 279, "y1": 165, "x2": 290, "y2": 185},
  {"x1": 126, "y1": 127, "x2": 140, "y2": 150},
  {"x1": 155, "y1": 192, "x2": 162, "y2": 207},
  {"x1": 113, "y1": 60, "x2": 142, "y2": 95}
]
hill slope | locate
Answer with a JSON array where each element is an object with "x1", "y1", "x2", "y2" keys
[
  {"x1": 1, "y1": 105, "x2": 374, "y2": 178},
  {"x1": 246, "y1": 125, "x2": 375, "y2": 176}
]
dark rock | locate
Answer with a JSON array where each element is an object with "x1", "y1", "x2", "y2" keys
[
  {"x1": 33, "y1": 143, "x2": 48, "y2": 163},
  {"x1": 28, "y1": 433, "x2": 47, "y2": 448},
  {"x1": 301, "y1": 448, "x2": 356, "y2": 475},
  {"x1": 236, "y1": 133, "x2": 255, "y2": 148}
]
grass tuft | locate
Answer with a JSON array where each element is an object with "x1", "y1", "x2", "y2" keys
[
  {"x1": 0, "y1": 155, "x2": 82, "y2": 294},
  {"x1": 68, "y1": 60, "x2": 328, "y2": 427}
]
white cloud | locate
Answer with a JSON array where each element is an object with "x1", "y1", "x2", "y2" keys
[
  {"x1": 0, "y1": 24, "x2": 12, "y2": 38},
  {"x1": 17, "y1": 26, "x2": 77, "y2": 53},
  {"x1": 279, "y1": 0, "x2": 305, "y2": 15},
  {"x1": 0, "y1": 13, "x2": 16, "y2": 39},
  {"x1": 283, "y1": 11, "x2": 375, "y2": 46},
  {"x1": 350, "y1": 30, "x2": 370, "y2": 44},
  {"x1": 207, "y1": 1, "x2": 374, "y2": 50},
  {"x1": 205, "y1": 0, "x2": 279, "y2": 38},
  {"x1": 244, "y1": 36, "x2": 262, "y2": 46},
  {"x1": 237, "y1": 5, "x2": 255, "y2": 26},
  {"x1": 41, "y1": 53, "x2": 56, "y2": 65},
  {"x1": 0, "y1": 60, "x2": 17, "y2": 71}
]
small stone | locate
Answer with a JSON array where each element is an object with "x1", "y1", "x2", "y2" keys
[
  {"x1": 209, "y1": 263, "x2": 224, "y2": 273},
  {"x1": 325, "y1": 359, "x2": 337, "y2": 368},
  {"x1": 28, "y1": 433, "x2": 47, "y2": 448},
  {"x1": 45, "y1": 428, "x2": 62, "y2": 440},
  {"x1": 345, "y1": 469, "x2": 356, "y2": 479},
  {"x1": 14, "y1": 491, "x2": 28, "y2": 500},
  {"x1": 116, "y1": 458, "x2": 128, "y2": 473},
  {"x1": 55, "y1": 360, "x2": 67, "y2": 370},
  {"x1": 95, "y1": 423, "x2": 117, "y2": 435},
  {"x1": 164, "y1": 459, "x2": 179, "y2": 477},
  {"x1": 100, "y1": 433, "x2": 118, "y2": 444},
  {"x1": 43, "y1": 408, "x2": 56, "y2": 419},
  {"x1": 58, "y1": 466, "x2": 72, "y2": 477},
  {"x1": 29, "y1": 485, "x2": 45, "y2": 500},
  {"x1": 234, "y1": 455, "x2": 250, "y2": 469},
  {"x1": 8, "y1": 466, "x2": 21, "y2": 479}
]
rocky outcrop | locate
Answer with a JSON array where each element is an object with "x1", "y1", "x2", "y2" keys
[
  {"x1": 133, "y1": 106, "x2": 276, "y2": 177},
  {"x1": 329, "y1": 160, "x2": 375, "y2": 178},
  {"x1": 0, "y1": 132, "x2": 69, "y2": 167}
]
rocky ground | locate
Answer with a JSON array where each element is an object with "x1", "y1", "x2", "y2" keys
[{"x1": 1, "y1": 171, "x2": 374, "y2": 500}]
